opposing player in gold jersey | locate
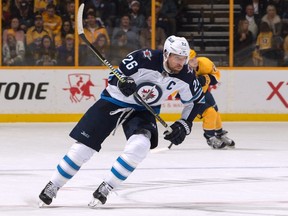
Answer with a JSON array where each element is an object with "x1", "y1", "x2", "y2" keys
[{"x1": 188, "y1": 50, "x2": 235, "y2": 149}]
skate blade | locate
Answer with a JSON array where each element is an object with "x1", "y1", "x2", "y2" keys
[
  {"x1": 88, "y1": 198, "x2": 102, "y2": 208},
  {"x1": 38, "y1": 200, "x2": 47, "y2": 208},
  {"x1": 210, "y1": 145, "x2": 228, "y2": 150},
  {"x1": 226, "y1": 141, "x2": 236, "y2": 149}
]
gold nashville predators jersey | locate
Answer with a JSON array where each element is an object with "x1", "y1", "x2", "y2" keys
[{"x1": 195, "y1": 57, "x2": 220, "y2": 82}]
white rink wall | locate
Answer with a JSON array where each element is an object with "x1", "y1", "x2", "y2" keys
[{"x1": 0, "y1": 68, "x2": 287, "y2": 118}]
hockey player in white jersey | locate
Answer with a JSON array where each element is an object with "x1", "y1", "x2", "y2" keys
[{"x1": 39, "y1": 35, "x2": 205, "y2": 207}]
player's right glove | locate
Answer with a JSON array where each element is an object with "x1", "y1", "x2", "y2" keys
[
  {"x1": 118, "y1": 76, "x2": 137, "y2": 97},
  {"x1": 164, "y1": 119, "x2": 192, "y2": 145}
]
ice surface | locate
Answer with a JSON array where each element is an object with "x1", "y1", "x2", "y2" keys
[{"x1": 0, "y1": 122, "x2": 287, "y2": 216}]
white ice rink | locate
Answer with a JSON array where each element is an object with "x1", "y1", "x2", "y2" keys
[{"x1": 0, "y1": 122, "x2": 288, "y2": 216}]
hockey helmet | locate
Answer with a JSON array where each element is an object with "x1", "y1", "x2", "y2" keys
[{"x1": 163, "y1": 35, "x2": 190, "y2": 73}]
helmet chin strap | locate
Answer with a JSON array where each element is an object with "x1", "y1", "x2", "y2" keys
[
  {"x1": 163, "y1": 52, "x2": 174, "y2": 74},
  {"x1": 163, "y1": 61, "x2": 173, "y2": 74}
]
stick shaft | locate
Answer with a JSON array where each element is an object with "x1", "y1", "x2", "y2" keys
[{"x1": 77, "y1": 3, "x2": 171, "y2": 131}]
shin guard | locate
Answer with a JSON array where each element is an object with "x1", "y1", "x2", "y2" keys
[
  {"x1": 51, "y1": 143, "x2": 96, "y2": 188},
  {"x1": 105, "y1": 134, "x2": 151, "y2": 188}
]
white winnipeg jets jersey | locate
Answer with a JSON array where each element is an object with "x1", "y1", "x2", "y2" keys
[{"x1": 101, "y1": 49, "x2": 204, "y2": 119}]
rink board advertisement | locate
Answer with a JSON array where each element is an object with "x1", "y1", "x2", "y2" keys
[{"x1": 0, "y1": 69, "x2": 287, "y2": 120}]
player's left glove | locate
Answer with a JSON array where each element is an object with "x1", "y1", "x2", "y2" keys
[
  {"x1": 118, "y1": 76, "x2": 137, "y2": 97},
  {"x1": 164, "y1": 119, "x2": 192, "y2": 145}
]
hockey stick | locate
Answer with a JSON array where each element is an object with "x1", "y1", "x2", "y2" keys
[
  {"x1": 150, "y1": 142, "x2": 173, "y2": 153},
  {"x1": 77, "y1": 3, "x2": 172, "y2": 133}
]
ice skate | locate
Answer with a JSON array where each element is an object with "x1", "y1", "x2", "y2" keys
[
  {"x1": 204, "y1": 134, "x2": 226, "y2": 149},
  {"x1": 88, "y1": 182, "x2": 113, "y2": 208},
  {"x1": 216, "y1": 130, "x2": 235, "y2": 148},
  {"x1": 39, "y1": 181, "x2": 59, "y2": 207}
]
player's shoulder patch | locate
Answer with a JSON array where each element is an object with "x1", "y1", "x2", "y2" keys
[{"x1": 142, "y1": 49, "x2": 153, "y2": 60}]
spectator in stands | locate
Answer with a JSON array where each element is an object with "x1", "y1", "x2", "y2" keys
[
  {"x1": 110, "y1": 30, "x2": 136, "y2": 65},
  {"x1": 36, "y1": 35, "x2": 57, "y2": 66},
  {"x1": 26, "y1": 11, "x2": 53, "y2": 46},
  {"x1": 116, "y1": 0, "x2": 147, "y2": 18},
  {"x1": 241, "y1": 0, "x2": 267, "y2": 17},
  {"x1": 34, "y1": 0, "x2": 58, "y2": 13},
  {"x1": 234, "y1": 19, "x2": 254, "y2": 66},
  {"x1": 240, "y1": 4, "x2": 261, "y2": 40},
  {"x1": 90, "y1": 0, "x2": 117, "y2": 30},
  {"x1": 42, "y1": 3, "x2": 63, "y2": 38},
  {"x1": 79, "y1": 33, "x2": 110, "y2": 66},
  {"x1": 92, "y1": 33, "x2": 110, "y2": 66},
  {"x1": 3, "y1": 17, "x2": 25, "y2": 44},
  {"x1": 35, "y1": 52, "x2": 57, "y2": 66},
  {"x1": 2, "y1": 29, "x2": 25, "y2": 66},
  {"x1": 57, "y1": 33, "x2": 75, "y2": 66},
  {"x1": 129, "y1": 1, "x2": 145, "y2": 33},
  {"x1": 25, "y1": 12, "x2": 53, "y2": 65},
  {"x1": 81, "y1": 12, "x2": 110, "y2": 46},
  {"x1": 11, "y1": 0, "x2": 34, "y2": 32},
  {"x1": 262, "y1": 4, "x2": 284, "y2": 62},
  {"x1": 111, "y1": 14, "x2": 139, "y2": 49},
  {"x1": 261, "y1": 4, "x2": 282, "y2": 36},
  {"x1": 61, "y1": 1, "x2": 76, "y2": 29},
  {"x1": 158, "y1": 0, "x2": 178, "y2": 36},
  {"x1": 139, "y1": 15, "x2": 166, "y2": 50},
  {"x1": 25, "y1": 39, "x2": 41, "y2": 65},
  {"x1": 57, "y1": 0, "x2": 70, "y2": 14},
  {"x1": 253, "y1": 22, "x2": 274, "y2": 66},
  {"x1": 2, "y1": 0, "x2": 12, "y2": 29},
  {"x1": 155, "y1": 1, "x2": 170, "y2": 36},
  {"x1": 54, "y1": 19, "x2": 74, "y2": 48},
  {"x1": 268, "y1": 0, "x2": 285, "y2": 17}
]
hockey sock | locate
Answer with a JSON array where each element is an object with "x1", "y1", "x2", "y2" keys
[
  {"x1": 202, "y1": 107, "x2": 217, "y2": 131},
  {"x1": 51, "y1": 143, "x2": 96, "y2": 188},
  {"x1": 215, "y1": 111, "x2": 223, "y2": 131},
  {"x1": 105, "y1": 134, "x2": 150, "y2": 188}
]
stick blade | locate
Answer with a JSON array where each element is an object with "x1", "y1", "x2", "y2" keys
[
  {"x1": 150, "y1": 147, "x2": 170, "y2": 154},
  {"x1": 77, "y1": 3, "x2": 85, "y2": 35},
  {"x1": 150, "y1": 143, "x2": 173, "y2": 153}
]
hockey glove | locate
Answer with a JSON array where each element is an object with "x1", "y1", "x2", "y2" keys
[
  {"x1": 197, "y1": 75, "x2": 211, "y2": 93},
  {"x1": 118, "y1": 76, "x2": 137, "y2": 97},
  {"x1": 164, "y1": 119, "x2": 192, "y2": 145}
]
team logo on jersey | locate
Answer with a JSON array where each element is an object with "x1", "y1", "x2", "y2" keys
[
  {"x1": 142, "y1": 49, "x2": 152, "y2": 60},
  {"x1": 134, "y1": 82, "x2": 162, "y2": 105},
  {"x1": 63, "y1": 73, "x2": 96, "y2": 103}
]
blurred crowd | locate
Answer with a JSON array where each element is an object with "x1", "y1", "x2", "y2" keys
[
  {"x1": 2, "y1": 0, "x2": 75, "y2": 66},
  {"x1": 2, "y1": 0, "x2": 288, "y2": 67},
  {"x1": 2, "y1": 0, "x2": 180, "y2": 66},
  {"x1": 234, "y1": 0, "x2": 288, "y2": 66}
]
